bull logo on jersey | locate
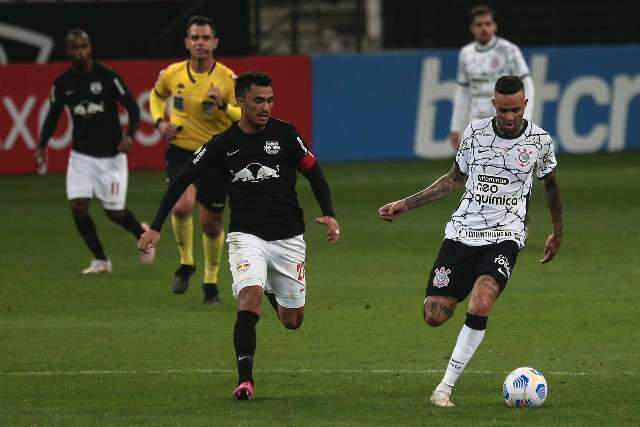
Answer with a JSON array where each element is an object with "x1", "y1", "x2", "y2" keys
[
  {"x1": 89, "y1": 81, "x2": 102, "y2": 95},
  {"x1": 433, "y1": 267, "x2": 452, "y2": 288},
  {"x1": 516, "y1": 147, "x2": 534, "y2": 168},
  {"x1": 264, "y1": 141, "x2": 280, "y2": 155},
  {"x1": 73, "y1": 100, "x2": 104, "y2": 117},
  {"x1": 231, "y1": 163, "x2": 280, "y2": 183}
]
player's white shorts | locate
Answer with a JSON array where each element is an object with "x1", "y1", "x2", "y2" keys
[
  {"x1": 227, "y1": 232, "x2": 306, "y2": 309},
  {"x1": 66, "y1": 150, "x2": 128, "y2": 210}
]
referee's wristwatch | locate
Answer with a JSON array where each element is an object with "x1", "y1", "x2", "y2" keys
[{"x1": 153, "y1": 118, "x2": 164, "y2": 129}]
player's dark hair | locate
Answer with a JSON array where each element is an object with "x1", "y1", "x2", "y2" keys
[
  {"x1": 495, "y1": 76, "x2": 524, "y2": 95},
  {"x1": 65, "y1": 28, "x2": 90, "y2": 42},
  {"x1": 187, "y1": 15, "x2": 215, "y2": 35},
  {"x1": 235, "y1": 71, "x2": 272, "y2": 98},
  {"x1": 469, "y1": 5, "x2": 495, "y2": 24}
]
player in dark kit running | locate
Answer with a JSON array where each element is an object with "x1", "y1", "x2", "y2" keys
[
  {"x1": 138, "y1": 71, "x2": 340, "y2": 400},
  {"x1": 36, "y1": 29, "x2": 153, "y2": 273}
]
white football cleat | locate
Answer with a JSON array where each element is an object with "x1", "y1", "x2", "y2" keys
[
  {"x1": 138, "y1": 223, "x2": 156, "y2": 265},
  {"x1": 82, "y1": 259, "x2": 112, "y2": 274},
  {"x1": 430, "y1": 384, "x2": 455, "y2": 407}
]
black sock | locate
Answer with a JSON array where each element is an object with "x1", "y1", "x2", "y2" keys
[
  {"x1": 73, "y1": 214, "x2": 107, "y2": 260},
  {"x1": 234, "y1": 310, "x2": 259, "y2": 385},
  {"x1": 264, "y1": 291, "x2": 280, "y2": 317},
  {"x1": 465, "y1": 312, "x2": 488, "y2": 331},
  {"x1": 105, "y1": 209, "x2": 145, "y2": 238}
]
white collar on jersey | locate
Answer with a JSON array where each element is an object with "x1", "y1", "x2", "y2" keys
[{"x1": 474, "y1": 36, "x2": 498, "y2": 52}]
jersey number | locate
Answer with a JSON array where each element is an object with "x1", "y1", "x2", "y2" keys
[{"x1": 296, "y1": 262, "x2": 305, "y2": 281}]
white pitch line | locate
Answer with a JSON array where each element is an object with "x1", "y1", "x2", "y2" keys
[{"x1": 1, "y1": 368, "x2": 634, "y2": 377}]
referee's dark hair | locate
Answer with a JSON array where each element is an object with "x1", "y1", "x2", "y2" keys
[
  {"x1": 187, "y1": 15, "x2": 215, "y2": 35},
  {"x1": 235, "y1": 71, "x2": 272, "y2": 98},
  {"x1": 469, "y1": 5, "x2": 495, "y2": 24},
  {"x1": 495, "y1": 76, "x2": 524, "y2": 95}
]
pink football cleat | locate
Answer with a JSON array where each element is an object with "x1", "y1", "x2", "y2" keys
[{"x1": 233, "y1": 381, "x2": 254, "y2": 401}]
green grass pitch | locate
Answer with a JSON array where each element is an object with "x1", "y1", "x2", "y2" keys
[{"x1": 1, "y1": 152, "x2": 638, "y2": 426}]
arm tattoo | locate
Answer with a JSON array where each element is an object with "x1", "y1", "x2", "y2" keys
[
  {"x1": 543, "y1": 173, "x2": 563, "y2": 236},
  {"x1": 405, "y1": 162, "x2": 466, "y2": 209}
]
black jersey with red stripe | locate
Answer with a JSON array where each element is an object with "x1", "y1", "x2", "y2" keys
[{"x1": 189, "y1": 118, "x2": 316, "y2": 241}]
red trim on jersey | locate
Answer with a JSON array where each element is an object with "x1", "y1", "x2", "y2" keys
[{"x1": 297, "y1": 152, "x2": 316, "y2": 172}]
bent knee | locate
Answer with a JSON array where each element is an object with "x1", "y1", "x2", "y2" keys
[
  {"x1": 172, "y1": 206, "x2": 192, "y2": 218},
  {"x1": 281, "y1": 318, "x2": 303, "y2": 330},
  {"x1": 104, "y1": 209, "x2": 125, "y2": 221},
  {"x1": 201, "y1": 220, "x2": 223, "y2": 237},
  {"x1": 424, "y1": 314, "x2": 449, "y2": 327}
]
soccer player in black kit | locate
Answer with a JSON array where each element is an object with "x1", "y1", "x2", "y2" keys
[
  {"x1": 36, "y1": 29, "x2": 154, "y2": 273},
  {"x1": 138, "y1": 71, "x2": 340, "y2": 400}
]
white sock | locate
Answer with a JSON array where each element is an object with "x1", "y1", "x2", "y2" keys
[{"x1": 441, "y1": 324, "x2": 486, "y2": 387}]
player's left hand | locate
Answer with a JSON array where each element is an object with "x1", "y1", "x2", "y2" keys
[
  {"x1": 138, "y1": 228, "x2": 160, "y2": 253},
  {"x1": 316, "y1": 216, "x2": 340, "y2": 243},
  {"x1": 540, "y1": 232, "x2": 562, "y2": 263},
  {"x1": 118, "y1": 136, "x2": 133, "y2": 153},
  {"x1": 208, "y1": 84, "x2": 224, "y2": 107}
]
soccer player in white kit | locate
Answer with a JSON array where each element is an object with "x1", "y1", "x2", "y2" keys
[
  {"x1": 449, "y1": 5, "x2": 535, "y2": 150},
  {"x1": 379, "y1": 76, "x2": 563, "y2": 407}
]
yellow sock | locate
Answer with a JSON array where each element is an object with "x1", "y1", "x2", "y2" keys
[
  {"x1": 203, "y1": 230, "x2": 224, "y2": 284},
  {"x1": 171, "y1": 214, "x2": 194, "y2": 266}
]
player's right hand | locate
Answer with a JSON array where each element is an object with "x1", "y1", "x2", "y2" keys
[
  {"x1": 449, "y1": 132, "x2": 460, "y2": 151},
  {"x1": 378, "y1": 200, "x2": 409, "y2": 223},
  {"x1": 138, "y1": 228, "x2": 160, "y2": 253},
  {"x1": 34, "y1": 147, "x2": 47, "y2": 175},
  {"x1": 158, "y1": 120, "x2": 180, "y2": 141}
]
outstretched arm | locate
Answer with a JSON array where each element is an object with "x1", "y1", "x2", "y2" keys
[
  {"x1": 137, "y1": 165, "x2": 202, "y2": 252},
  {"x1": 540, "y1": 171, "x2": 563, "y2": 263},
  {"x1": 302, "y1": 162, "x2": 340, "y2": 242},
  {"x1": 378, "y1": 161, "x2": 467, "y2": 222}
]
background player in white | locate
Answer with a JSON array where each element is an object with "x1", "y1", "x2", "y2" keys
[
  {"x1": 379, "y1": 76, "x2": 562, "y2": 407},
  {"x1": 449, "y1": 5, "x2": 535, "y2": 150},
  {"x1": 138, "y1": 71, "x2": 340, "y2": 400}
]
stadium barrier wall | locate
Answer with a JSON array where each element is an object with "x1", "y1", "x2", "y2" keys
[
  {"x1": 0, "y1": 56, "x2": 311, "y2": 175},
  {"x1": 312, "y1": 45, "x2": 640, "y2": 161}
]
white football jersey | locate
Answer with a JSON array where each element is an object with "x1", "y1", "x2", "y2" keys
[
  {"x1": 444, "y1": 117, "x2": 557, "y2": 248},
  {"x1": 457, "y1": 37, "x2": 530, "y2": 122}
]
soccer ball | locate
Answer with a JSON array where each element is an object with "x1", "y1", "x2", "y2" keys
[{"x1": 502, "y1": 367, "x2": 548, "y2": 407}]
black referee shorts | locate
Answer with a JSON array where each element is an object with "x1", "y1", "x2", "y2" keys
[
  {"x1": 164, "y1": 143, "x2": 226, "y2": 213},
  {"x1": 426, "y1": 239, "x2": 520, "y2": 302}
]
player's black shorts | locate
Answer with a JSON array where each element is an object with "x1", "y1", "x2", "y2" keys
[
  {"x1": 164, "y1": 143, "x2": 226, "y2": 213},
  {"x1": 426, "y1": 239, "x2": 520, "y2": 302}
]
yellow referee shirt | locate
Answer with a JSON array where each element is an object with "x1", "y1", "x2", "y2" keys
[{"x1": 150, "y1": 60, "x2": 241, "y2": 152}]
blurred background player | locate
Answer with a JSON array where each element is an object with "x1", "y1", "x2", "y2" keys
[
  {"x1": 149, "y1": 15, "x2": 241, "y2": 304},
  {"x1": 379, "y1": 76, "x2": 562, "y2": 407},
  {"x1": 36, "y1": 29, "x2": 153, "y2": 274},
  {"x1": 139, "y1": 71, "x2": 340, "y2": 400},
  {"x1": 449, "y1": 5, "x2": 535, "y2": 150}
]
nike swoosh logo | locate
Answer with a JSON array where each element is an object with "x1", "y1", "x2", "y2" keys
[
  {"x1": 498, "y1": 268, "x2": 507, "y2": 277},
  {"x1": 238, "y1": 356, "x2": 251, "y2": 361},
  {"x1": 227, "y1": 149, "x2": 240, "y2": 156}
]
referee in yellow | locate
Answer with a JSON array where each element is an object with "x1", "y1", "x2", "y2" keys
[{"x1": 149, "y1": 15, "x2": 240, "y2": 304}]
